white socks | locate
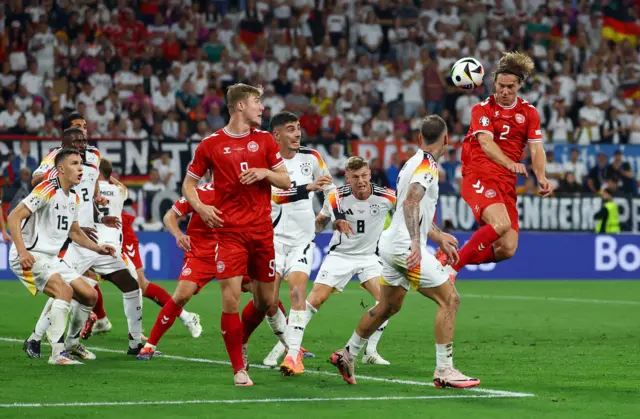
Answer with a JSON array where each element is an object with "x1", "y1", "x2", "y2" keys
[
  {"x1": 304, "y1": 300, "x2": 317, "y2": 326},
  {"x1": 49, "y1": 299, "x2": 70, "y2": 356},
  {"x1": 365, "y1": 319, "x2": 388, "y2": 355},
  {"x1": 285, "y1": 309, "x2": 306, "y2": 360},
  {"x1": 436, "y1": 343, "x2": 454, "y2": 369},
  {"x1": 178, "y1": 309, "x2": 191, "y2": 323},
  {"x1": 345, "y1": 331, "x2": 368, "y2": 360},
  {"x1": 30, "y1": 297, "x2": 54, "y2": 341},
  {"x1": 65, "y1": 300, "x2": 92, "y2": 347},
  {"x1": 266, "y1": 306, "x2": 288, "y2": 346},
  {"x1": 123, "y1": 290, "x2": 143, "y2": 345}
]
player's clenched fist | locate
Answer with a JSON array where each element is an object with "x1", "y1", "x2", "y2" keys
[
  {"x1": 102, "y1": 215, "x2": 122, "y2": 229},
  {"x1": 198, "y1": 204, "x2": 224, "y2": 228},
  {"x1": 506, "y1": 162, "x2": 528, "y2": 176},
  {"x1": 239, "y1": 168, "x2": 269, "y2": 185},
  {"x1": 176, "y1": 234, "x2": 192, "y2": 252},
  {"x1": 406, "y1": 240, "x2": 422, "y2": 270},
  {"x1": 537, "y1": 177, "x2": 553, "y2": 198},
  {"x1": 334, "y1": 219, "x2": 355, "y2": 238},
  {"x1": 19, "y1": 251, "x2": 36, "y2": 270}
]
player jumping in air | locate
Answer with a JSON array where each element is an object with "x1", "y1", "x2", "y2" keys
[
  {"x1": 436, "y1": 52, "x2": 552, "y2": 278},
  {"x1": 81, "y1": 160, "x2": 201, "y2": 341},
  {"x1": 8, "y1": 148, "x2": 115, "y2": 364},
  {"x1": 311, "y1": 156, "x2": 396, "y2": 365},
  {"x1": 24, "y1": 127, "x2": 145, "y2": 359},
  {"x1": 330, "y1": 115, "x2": 480, "y2": 388},
  {"x1": 262, "y1": 111, "x2": 333, "y2": 375},
  {"x1": 182, "y1": 83, "x2": 291, "y2": 386}
]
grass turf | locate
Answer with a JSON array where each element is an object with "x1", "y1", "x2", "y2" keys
[{"x1": 0, "y1": 280, "x2": 639, "y2": 418}]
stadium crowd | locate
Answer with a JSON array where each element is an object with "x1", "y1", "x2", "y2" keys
[{"x1": 0, "y1": 0, "x2": 639, "y2": 206}]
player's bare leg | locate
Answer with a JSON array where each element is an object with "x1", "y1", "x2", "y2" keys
[
  {"x1": 65, "y1": 278, "x2": 99, "y2": 360},
  {"x1": 331, "y1": 284, "x2": 406, "y2": 384},
  {"x1": 137, "y1": 268, "x2": 201, "y2": 338},
  {"x1": 419, "y1": 280, "x2": 480, "y2": 389},
  {"x1": 138, "y1": 280, "x2": 201, "y2": 360},
  {"x1": 102, "y1": 269, "x2": 144, "y2": 354},
  {"x1": 361, "y1": 278, "x2": 391, "y2": 365},
  {"x1": 280, "y1": 271, "x2": 309, "y2": 376},
  {"x1": 219, "y1": 275, "x2": 253, "y2": 386},
  {"x1": 492, "y1": 229, "x2": 519, "y2": 261},
  {"x1": 437, "y1": 203, "x2": 511, "y2": 280},
  {"x1": 41, "y1": 275, "x2": 81, "y2": 365}
]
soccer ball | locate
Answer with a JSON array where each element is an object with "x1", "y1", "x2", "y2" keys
[{"x1": 451, "y1": 57, "x2": 484, "y2": 89}]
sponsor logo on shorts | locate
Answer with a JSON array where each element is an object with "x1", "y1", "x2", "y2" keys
[
  {"x1": 479, "y1": 116, "x2": 490, "y2": 127},
  {"x1": 485, "y1": 189, "x2": 496, "y2": 198},
  {"x1": 217, "y1": 261, "x2": 225, "y2": 273},
  {"x1": 515, "y1": 113, "x2": 525, "y2": 124},
  {"x1": 181, "y1": 268, "x2": 192, "y2": 276},
  {"x1": 248, "y1": 141, "x2": 259, "y2": 152}
]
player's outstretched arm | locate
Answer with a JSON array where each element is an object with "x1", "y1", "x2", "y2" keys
[
  {"x1": 477, "y1": 133, "x2": 527, "y2": 176},
  {"x1": 182, "y1": 175, "x2": 222, "y2": 228},
  {"x1": 68, "y1": 221, "x2": 115, "y2": 256},
  {"x1": 404, "y1": 183, "x2": 425, "y2": 269},
  {"x1": 163, "y1": 208, "x2": 191, "y2": 252},
  {"x1": 528, "y1": 142, "x2": 552, "y2": 197},
  {"x1": 30, "y1": 173, "x2": 45, "y2": 187},
  {"x1": 7, "y1": 204, "x2": 35, "y2": 269}
]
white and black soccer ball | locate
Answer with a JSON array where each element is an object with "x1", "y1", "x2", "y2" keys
[{"x1": 451, "y1": 57, "x2": 485, "y2": 89}]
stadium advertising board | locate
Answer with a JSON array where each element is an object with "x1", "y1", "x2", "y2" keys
[
  {"x1": 0, "y1": 232, "x2": 638, "y2": 281},
  {"x1": 437, "y1": 194, "x2": 640, "y2": 233}
]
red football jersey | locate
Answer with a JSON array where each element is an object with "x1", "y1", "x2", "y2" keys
[
  {"x1": 461, "y1": 95, "x2": 543, "y2": 185},
  {"x1": 171, "y1": 183, "x2": 216, "y2": 258},
  {"x1": 121, "y1": 212, "x2": 138, "y2": 246},
  {"x1": 187, "y1": 128, "x2": 285, "y2": 232}
]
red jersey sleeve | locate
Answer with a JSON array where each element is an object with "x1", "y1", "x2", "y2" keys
[
  {"x1": 469, "y1": 103, "x2": 495, "y2": 139},
  {"x1": 187, "y1": 140, "x2": 212, "y2": 180},
  {"x1": 264, "y1": 132, "x2": 285, "y2": 170},
  {"x1": 171, "y1": 196, "x2": 194, "y2": 216},
  {"x1": 526, "y1": 105, "x2": 543, "y2": 143}
]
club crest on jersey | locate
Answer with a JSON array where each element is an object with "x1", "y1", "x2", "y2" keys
[
  {"x1": 181, "y1": 268, "x2": 192, "y2": 276},
  {"x1": 485, "y1": 189, "x2": 496, "y2": 198},
  {"x1": 300, "y1": 162, "x2": 312, "y2": 176},
  {"x1": 515, "y1": 113, "x2": 525, "y2": 124},
  {"x1": 479, "y1": 116, "x2": 490, "y2": 127},
  {"x1": 247, "y1": 141, "x2": 259, "y2": 152},
  {"x1": 370, "y1": 205, "x2": 380, "y2": 216},
  {"x1": 69, "y1": 203, "x2": 76, "y2": 213},
  {"x1": 223, "y1": 147, "x2": 231, "y2": 154},
  {"x1": 217, "y1": 261, "x2": 225, "y2": 273}
]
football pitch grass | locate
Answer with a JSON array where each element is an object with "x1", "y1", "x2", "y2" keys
[{"x1": 0, "y1": 280, "x2": 639, "y2": 418}]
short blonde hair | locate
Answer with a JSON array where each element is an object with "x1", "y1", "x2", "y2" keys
[
  {"x1": 226, "y1": 83, "x2": 264, "y2": 113},
  {"x1": 345, "y1": 156, "x2": 369, "y2": 172},
  {"x1": 493, "y1": 51, "x2": 535, "y2": 83}
]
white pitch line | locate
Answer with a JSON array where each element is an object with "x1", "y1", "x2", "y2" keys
[
  {"x1": 0, "y1": 337, "x2": 534, "y2": 398},
  {"x1": 462, "y1": 294, "x2": 640, "y2": 306},
  {"x1": 0, "y1": 394, "x2": 526, "y2": 409}
]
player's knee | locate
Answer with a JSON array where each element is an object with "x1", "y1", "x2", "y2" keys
[
  {"x1": 496, "y1": 241, "x2": 518, "y2": 260},
  {"x1": 380, "y1": 302, "x2": 400, "y2": 319},
  {"x1": 84, "y1": 287, "x2": 98, "y2": 307},
  {"x1": 289, "y1": 285, "x2": 306, "y2": 307},
  {"x1": 448, "y1": 290, "x2": 461, "y2": 311},
  {"x1": 58, "y1": 283, "x2": 74, "y2": 302},
  {"x1": 490, "y1": 219, "x2": 511, "y2": 237},
  {"x1": 173, "y1": 295, "x2": 191, "y2": 307}
]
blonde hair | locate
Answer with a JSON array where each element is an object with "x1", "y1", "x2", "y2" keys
[
  {"x1": 493, "y1": 51, "x2": 535, "y2": 83},
  {"x1": 345, "y1": 156, "x2": 369, "y2": 172},
  {"x1": 226, "y1": 83, "x2": 264, "y2": 113}
]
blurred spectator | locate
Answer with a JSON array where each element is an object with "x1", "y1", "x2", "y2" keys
[
  {"x1": 609, "y1": 150, "x2": 636, "y2": 195},
  {"x1": 142, "y1": 168, "x2": 166, "y2": 193},
  {"x1": 24, "y1": 101, "x2": 45, "y2": 133},
  {"x1": 594, "y1": 188, "x2": 620, "y2": 234},
  {"x1": 11, "y1": 140, "x2": 37, "y2": 175},
  {"x1": 324, "y1": 143, "x2": 348, "y2": 185},
  {"x1": 563, "y1": 149, "x2": 588, "y2": 185},
  {"x1": 586, "y1": 153, "x2": 616, "y2": 194},
  {"x1": 557, "y1": 172, "x2": 583, "y2": 196},
  {"x1": 0, "y1": 99, "x2": 21, "y2": 132},
  {"x1": 545, "y1": 150, "x2": 565, "y2": 191},
  {"x1": 8, "y1": 167, "x2": 33, "y2": 214},
  {"x1": 441, "y1": 149, "x2": 461, "y2": 193},
  {"x1": 369, "y1": 157, "x2": 389, "y2": 187}
]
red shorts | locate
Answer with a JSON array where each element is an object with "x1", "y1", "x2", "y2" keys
[
  {"x1": 122, "y1": 239, "x2": 143, "y2": 270},
  {"x1": 179, "y1": 257, "x2": 216, "y2": 294},
  {"x1": 460, "y1": 172, "x2": 519, "y2": 233},
  {"x1": 215, "y1": 229, "x2": 276, "y2": 283}
]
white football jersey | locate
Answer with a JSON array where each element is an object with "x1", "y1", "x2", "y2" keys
[
  {"x1": 271, "y1": 147, "x2": 332, "y2": 246},
  {"x1": 35, "y1": 146, "x2": 101, "y2": 228},
  {"x1": 96, "y1": 180, "x2": 127, "y2": 248},
  {"x1": 321, "y1": 183, "x2": 396, "y2": 256},
  {"x1": 379, "y1": 149, "x2": 439, "y2": 255},
  {"x1": 10, "y1": 179, "x2": 79, "y2": 256}
]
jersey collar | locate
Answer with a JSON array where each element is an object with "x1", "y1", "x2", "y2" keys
[{"x1": 493, "y1": 94, "x2": 517, "y2": 109}]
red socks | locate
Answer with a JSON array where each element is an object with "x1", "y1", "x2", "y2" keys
[
  {"x1": 148, "y1": 299, "x2": 183, "y2": 346},
  {"x1": 278, "y1": 300, "x2": 286, "y2": 316},
  {"x1": 241, "y1": 300, "x2": 266, "y2": 344},
  {"x1": 93, "y1": 285, "x2": 106, "y2": 319},
  {"x1": 467, "y1": 243, "x2": 496, "y2": 265},
  {"x1": 221, "y1": 312, "x2": 244, "y2": 373},
  {"x1": 452, "y1": 224, "x2": 500, "y2": 271},
  {"x1": 144, "y1": 282, "x2": 176, "y2": 310}
]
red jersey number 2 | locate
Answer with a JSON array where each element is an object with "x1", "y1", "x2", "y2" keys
[{"x1": 498, "y1": 123, "x2": 510, "y2": 141}]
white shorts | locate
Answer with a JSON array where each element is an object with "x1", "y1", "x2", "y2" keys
[
  {"x1": 380, "y1": 248, "x2": 449, "y2": 291},
  {"x1": 9, "y1": 250, "x2": 81, "y2": 296},
  {"x1": 63, "y1": 242, "x2": 138, "y2": 280},
  {"x1": 315, "y1": 253, "x2": 382, "y2": 293},
  {"x1": 274, "y1": 241, "x2": 315, "y2": 279}
]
